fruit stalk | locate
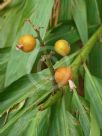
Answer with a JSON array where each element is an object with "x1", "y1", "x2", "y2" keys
[{"x1": 26, "y1": 19, "x2": 58, "y2": 92}]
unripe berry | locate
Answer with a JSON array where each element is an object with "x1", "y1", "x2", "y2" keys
[
  {"x1": 54, "y1": 40, "x2": 70, "y2": 56},
  {"x1": 54, "y1": 67, "x2": 73, "y2": 86},
  {"x1": 16, "y1": 34, "x2": 36, "y2": 52}
]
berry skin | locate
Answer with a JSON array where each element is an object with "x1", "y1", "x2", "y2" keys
[
  {"x1": 17, "y1": 34, "x2": 36, "y2": 52},
  {"x1": 54, "y1": 40, "x2": 71, "y2": 56},
  {"x1": 54, "y1": 67, "x2": 73, "y2": 86}
]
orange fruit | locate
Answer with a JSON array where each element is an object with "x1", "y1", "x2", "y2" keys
[
  {"x1": 54, "y1": 40, "x2": 70, "y2": 56},
  {"x1": 17, "y1": 34, "x2": 36, "y2": 52},
  {"x1": 54, "y1": 67, "x2": 73, "y2": 86}
]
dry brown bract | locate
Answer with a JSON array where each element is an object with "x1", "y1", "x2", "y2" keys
[
  {"x1": 50, "y1": 0, "x2": 61, "y2": 27},
  {"x1": 0, "y1": 0, "x2": 12, "y2": 10}
]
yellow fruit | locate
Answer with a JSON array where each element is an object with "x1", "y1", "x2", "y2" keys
[
  {"x1": 54, "y1": 40, "x2": 70, "y2": 56},
  {"x1": 17, "y1": 34, "x2": 36, "y2": 52},
  {"x1": 54, "y1": 67, "x2": 73, "y2": 86}
]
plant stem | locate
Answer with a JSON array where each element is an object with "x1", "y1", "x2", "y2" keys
[
  {"x1": 26, "y1": 19, "x2": 58, "y2": 92},
  {"x1": 38, "y1": 89, "x2": 62, "y2": 110},
  {"x1": 71, "y1": 24, "x2": 102, "y2": 73}
]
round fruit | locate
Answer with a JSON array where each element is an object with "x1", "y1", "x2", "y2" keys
[
  {"x1": 54, "y1": 67, "x2": 73, "y2": 86},
  {"x1": 54, "y1": 40, "x2": 70, "y2": 56},
  {"x1": 17, "y1": 34, "x2": 36, "y2": 52}
]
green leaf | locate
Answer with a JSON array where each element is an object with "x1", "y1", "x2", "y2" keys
[
  {"x1": 0, "y1": 47, "x2": 10, "y2": 89},
  {"x1": 47, "y1": 98, "x2": 82, "y2": 136},
  {"x1": 97, "y1": 0, "x2": 102, "y2": 21},
  {"x1": 0, "y1": 108, "x2": 38, "y2": 135},
  {"x1": 24, "y1": 109, "x2": 50, "y2": 136},
  {"x1": 89, "y1": 42, "x2": 102, "y2": 79},
  {"x1": 84, "y1": 65, "x2": 102, "y2": 128},
  {"x1": 86, "y1": 0, "x2": 101, "y2": 25},
  {"x1": 89, "y1": 108, "x2": 100, "y2": 136},
  {"x1": 45, "y1": 23, "x2": 80, "y2": 46},
  {"x1": 0, "y1": 72, "x2": 51, "y2": 115},
  {"x1": 59, "y1": 0, "x2": 72, "y2": 21},
  {"x1": 1, "y1": 109, "x2": 50, "y2": 136},
  {"x1": 5, "y1": 0, "x2": 54, "y2": 86},
  {"x1": 71, "y1": 0, "x2": 88, "y2": 43},
  {"x1": 73, "y1": 90, "x2": 90, "y2": 136}
]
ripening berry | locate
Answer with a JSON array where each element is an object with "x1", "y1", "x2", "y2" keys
[
  {"x1": 54, "y1": 67, "x2": 73, "y2": 86},
  {"x1": 16, "y1": 34, "x2": 36, "y2": 52},
  {"x1": 54, "y1": 40, "x2": 71, "y2": 56}
]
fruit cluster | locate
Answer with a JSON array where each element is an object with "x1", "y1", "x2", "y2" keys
[{"x1": 16, "y1": 34, "x2": 72, "y2": 86}]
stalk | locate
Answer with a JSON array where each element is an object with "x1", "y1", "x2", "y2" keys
[
  {"x1": 71, "y1": 25, "x2": 102, "y2": 72},
  {"x1": 26, "y1": 19, "x2": 58, "y2": 93}
]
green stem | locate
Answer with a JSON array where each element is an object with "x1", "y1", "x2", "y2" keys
[
  {"x1": 38, "y1": 90, "x2": 62, "y2": 110},
  {"x1": 71, "y1": 25, "x2": 102, "y2": 73}
]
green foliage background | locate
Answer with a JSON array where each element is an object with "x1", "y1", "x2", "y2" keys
[{"x1": 0, "y1": 0, "x2": 102, "y2": 136}]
